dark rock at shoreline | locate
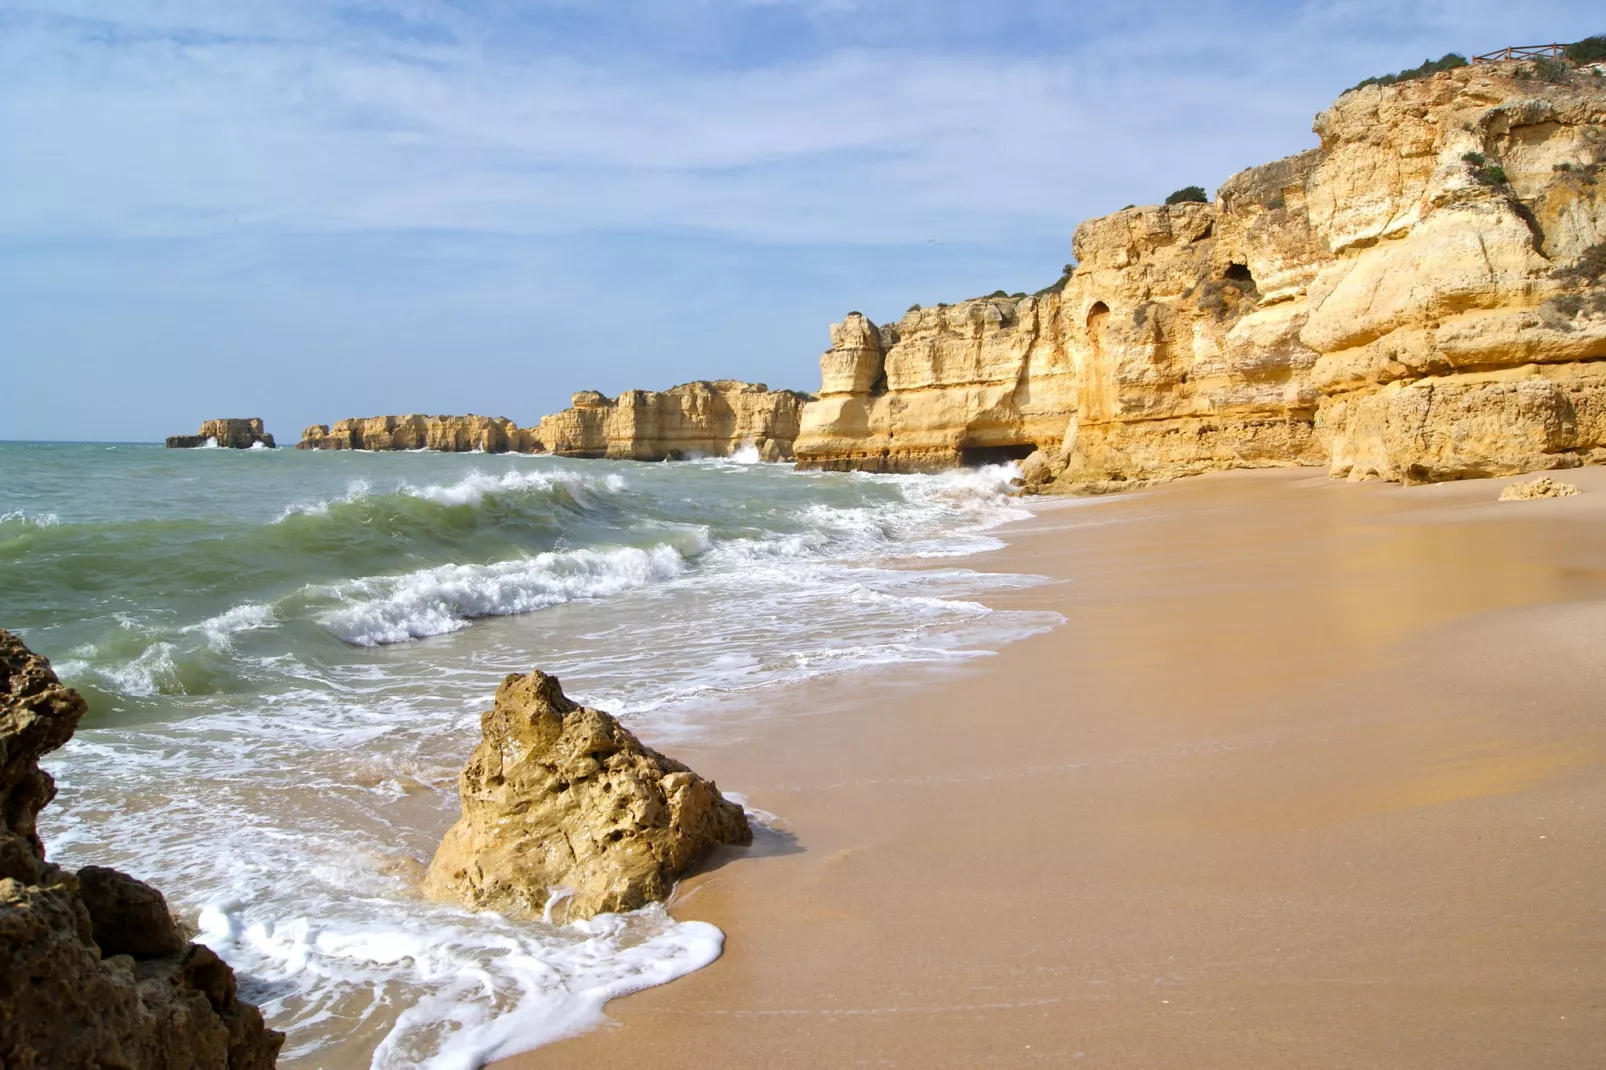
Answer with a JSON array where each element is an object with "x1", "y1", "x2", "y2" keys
[{"x1": 0, "y1": 628, "x2": 284, "y2": 1068}]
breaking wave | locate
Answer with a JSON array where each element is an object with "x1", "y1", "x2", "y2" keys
[{"x1": 9, "y1": 445, "x2": 1059, "y2": 1068}]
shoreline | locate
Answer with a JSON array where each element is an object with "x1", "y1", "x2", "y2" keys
[{"x1": 502, "y1": 465, "x2": 1606, "y2": 1068}]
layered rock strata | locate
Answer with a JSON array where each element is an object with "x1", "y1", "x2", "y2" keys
[
  {"x1": 424, "y1": 670, "x2": 751, "y2": 922},
  {"x1": 797, "y1": 63, "x2": 1606, "y2": 486},
  {"x1": 166, "y1": 418, "x2": 276, "y2": 449},
  {"x1": 0, "y1": 629, "x2": 283, "y2": 1069},
  {"x1": 536, "y1": 381, "x2": 808, "y2": 461},
  {"x1": 297, "y1": 414, "x2": 537, "y2": 453}
]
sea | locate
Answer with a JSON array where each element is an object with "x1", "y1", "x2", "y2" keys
[{"x1": 0, "y1": 440, "x2": 1059, "y2": 1069}]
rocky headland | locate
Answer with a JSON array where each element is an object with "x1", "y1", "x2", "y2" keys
[
  {"x1": 0, "y1": 629, "x2": 283, "y2": 1068},
  {"x1": 424, "y1": 670, "x2": 751, "y2": 923},
  {"x1": 536, "y1": 380, "x2": 809, "y2": 461},
  {"x1": 297, "y1": 414, "x2": 538, "y2": 453},
  {"x1": 795, "y1": 60, "x2": 1606, "y2": 487},
  {"x1": 166, "y1": 418, "x2": 276, "y2": 450}
]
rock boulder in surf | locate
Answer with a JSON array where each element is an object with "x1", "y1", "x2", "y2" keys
[
  {"x1": 0, "y1": 628, "x2": 283, "y2": 1069},
  {"x1": 424, "y1": 670, "x2": 751, "y2": 922}
]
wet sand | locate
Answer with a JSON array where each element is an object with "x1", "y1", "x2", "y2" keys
[{"x1": 504, "y1": 466, "x2": 1606, "y2": 1069}]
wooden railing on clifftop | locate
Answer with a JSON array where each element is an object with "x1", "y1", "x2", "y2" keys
[{"x1": 1471, "y1": 44, "x2": 1565, "y2": 64}]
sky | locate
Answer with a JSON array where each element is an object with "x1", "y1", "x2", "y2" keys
[{"x1": 2, "y1": 1, "x2": 1602, "y2": 442}]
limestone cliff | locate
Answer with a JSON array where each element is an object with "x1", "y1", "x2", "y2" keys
[
  {"x1": 166, "y1": 418, "x2": 276, "y2": 450},
  {"x1": 424, "y1": 670, "x2": 751, "y2": 922},
  {"x1": 297, "y1": 414, "x2": 538, "y2": 453},
  {"x1": 797, "y1": 61, "x2": 1606, "y2": 486},
  {"x1": 536, "y1": 381, "x2": 807, "y2": 461},
  {"x1": 0, "y1": 629, "x2": 283, "y2": 1069},
  {"x1": 793, "y1": 301, "x2": 1074, "y2": 472}
]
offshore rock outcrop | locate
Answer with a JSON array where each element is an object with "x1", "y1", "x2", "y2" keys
[
  {"x1": 797, "y1": 62, "x2": 1606, "y2": 487},
  {"x1": 297, "y1": 414, "x2": 538, "y2": 453},
  {"x1": 166, "y1": 418, "x2": 276, "y2": 450},
  {"x1": 536, "y1": 380, "x2": 808, "y2": 461},
  {"x1": 0, "y1": 629, "x2": 283, "y2": 1069},
  {"x1": 424, "y1": 670, "x2": 751, "y2": 923}
]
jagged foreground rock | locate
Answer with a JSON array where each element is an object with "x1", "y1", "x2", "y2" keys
[
  {"x1": 166, "y1": 419, "x2": 276, "y2": 450},
  {"x1": 536, "y1": 380, "x2": 808, "y2": 461},
  {"x1": 0, "y1": 629, "x2": 282, "y2": 1069},
  {"x1": 424, "y1": 670, "x2": 751, "y2": 922},
  {"x1": 795, "y1": 62, "x2": 1606, "y2": 485},
  {"x1": 297, "y1": 413, "x2": 537, "y2": 453}
]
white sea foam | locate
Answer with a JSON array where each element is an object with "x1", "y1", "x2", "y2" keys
[
  {"x1": 96, "y1": 640, "x2": 181, "y2": 696},
  {"x1": 184, "y1": 603, "x2": 278, "y2": 651},
  {"x1": 728, "y1": 442, "x2": 761, "y2": 464},
  {"x1": 193, "y1": 898, "x2": 724, "y2": 1070},
  {"x1": 273, "y1": 469, "x2": 626, "y2": 522},
  {"x1": 275, "y1": 479, "x2": 373, "y2": 521},
  {"x1": 319, "y1": 543, "x2": 691, "y2": 646},
  {"x1": 32, "y1": 453, "x2": 1063, "y2": 1068},
  {"x1": 0, "y1": 509, "x2": 61, "y2": 527},
  {"x1": 401, "y1": 468, "x2": 626, "y2": 508}
]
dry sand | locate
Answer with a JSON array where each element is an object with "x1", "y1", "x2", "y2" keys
[{"x1": 504, "y1": 467, "x2": 1606, "y2": 1069}]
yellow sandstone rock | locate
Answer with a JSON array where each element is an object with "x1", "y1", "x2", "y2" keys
[
  {"x1": 798, "y1": 62, "x2": 1606, "y2": 489},
  {"x1": 1499, "y1": 475, "x2": 1582, "y2": 500},
  {"x1": 536, "y1": 380, "x2": 807, "y2": 461},
  {"x1": 165, "y1": 418, "x2": 276, "y2": 449},
  {"x1": 424, "y1": 670, "x2": 751, "y2": 922},
  {"x1": 297, "y1": 413, "x2": 539, "y2": 453}
]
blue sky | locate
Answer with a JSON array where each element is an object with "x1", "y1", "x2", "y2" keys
[{"x1": 2, "y1": 1, "x2": 1602, "y2": 442}]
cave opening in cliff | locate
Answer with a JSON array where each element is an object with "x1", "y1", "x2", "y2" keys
[
  {"x1": 1225, "y1": 262, "x2": 1256, "y2": 288},
  {"x1": 959, "y1": 443, "x2": 1038, "y2": 467}
]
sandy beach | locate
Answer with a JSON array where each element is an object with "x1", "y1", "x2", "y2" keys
[{"x1": 508, "y1": 467, "x2": 1606, "y2": 1069}]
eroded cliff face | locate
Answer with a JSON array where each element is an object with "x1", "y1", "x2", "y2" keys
[
  {"x1": 798, "y1": 63, "x2": 1606, "y2": 486},
  {"x1": 297, "y1": 414, "x2": 538, "y2": 453},
  {"x1": 167, "y1": 419, "x2": 276, "y2": 450},
  {"x1": 1303, "y1": 67, "x2": 1606, "y2": 482},
  {"x1": 536, "y1": 380, "x2": 807, "y2": 461},
  {"x1": 793, "y1": 299, "x2": 1074, "y2": 472},
  {"x1": 0, "y1": 629, "x2": 283, "y2": 1069}
]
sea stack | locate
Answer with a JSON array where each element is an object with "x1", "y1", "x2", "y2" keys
[
  {"x1": 0, "y1": 629, "x2": 283, "y2": 1068},
  {"x1": 165, "y1": 418, "x2": 276, "y2": 449},
  {"x1": 424, "y1": 670, "x2": 751, "y2": 922}
]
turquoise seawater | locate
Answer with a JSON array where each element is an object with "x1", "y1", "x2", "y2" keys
[{"x1": 1, "y1": 441, "x2": 1056, "y2": 1068}]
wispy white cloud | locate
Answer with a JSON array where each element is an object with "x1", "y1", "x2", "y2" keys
[
  {"x1": 3, "y1": 0, "x2": 1603, "y2": 440},
  {"x1": 6, "y1": 0, "x2": 1598, "y2": 247}
]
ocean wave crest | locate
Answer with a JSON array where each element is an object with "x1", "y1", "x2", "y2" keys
[
  {"x1": 274, "y1": 468, "x2": 627, "y2": 523},
  {"x1": 318, "y1": 543, "x2": 691, "y2": 646}
]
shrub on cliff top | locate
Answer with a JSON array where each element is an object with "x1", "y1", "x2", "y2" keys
[
  {"x1": 1165, "y1": 186, "x2": 1208, "y2": 205},
  {"x1": 1347, "y1": 52, "x2": 1467, "y2": 94},
  {"x1": 1565, "y1": 36, "x2": 1606, "y2": 63},
  {"x1": 1534, "y1": 57, "x2": 1571, "y2": 84}
]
